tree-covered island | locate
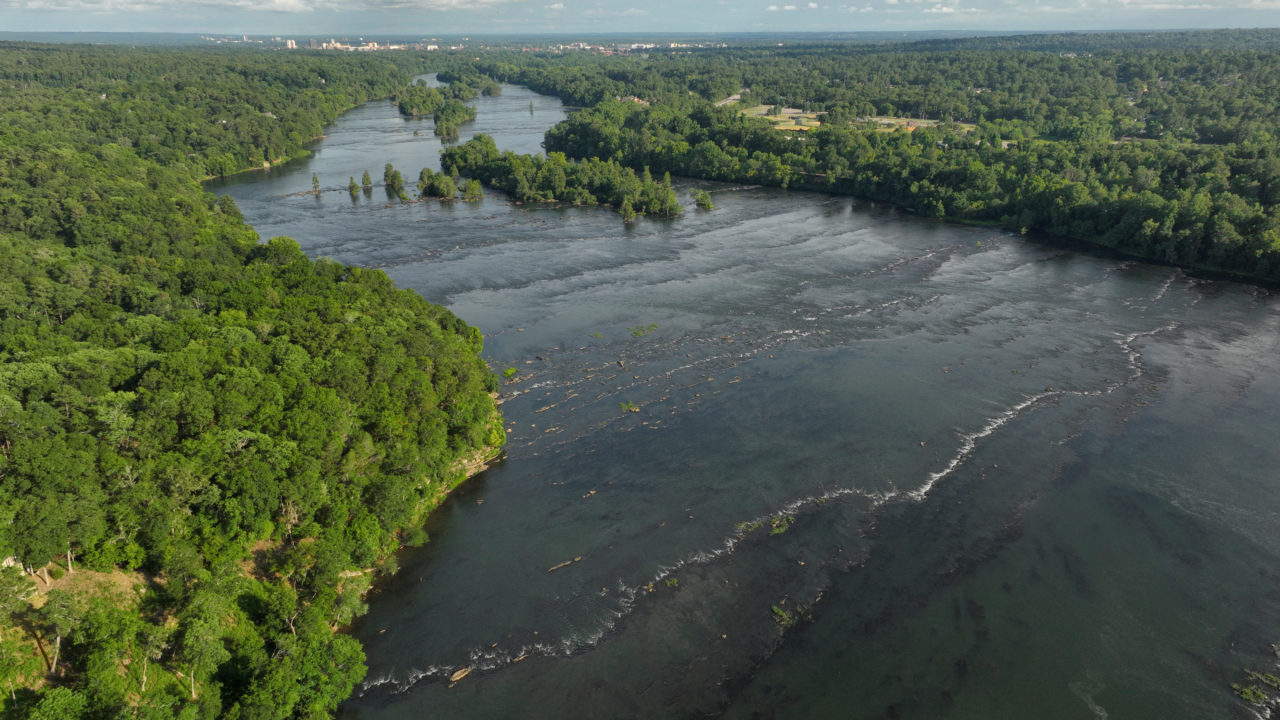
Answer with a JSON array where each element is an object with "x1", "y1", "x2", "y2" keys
[
  {"x1": 394, "y1": 75, "x2": 492, "y2": 140},
  {"x1": 443, "y1": 134, "x2": 682, "y2": 220}
]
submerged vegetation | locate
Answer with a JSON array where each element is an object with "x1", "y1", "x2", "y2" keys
[
  {"x1": 770, "y1": 602, "x2": 804, "y2": 628},
  {"x1": 1233, "y1": 670, "x2": 1280, "y2": 705},
  {"x1": 1233, "y1": 648, "x2": 1280, "y2": 710}
]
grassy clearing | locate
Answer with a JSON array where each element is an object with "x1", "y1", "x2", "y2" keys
[
  {"x1": 858, "y1": 116, "x2": 978, "y2": 133},
  {"x1": 742, "y1": 106, "x2": 978, "y2": 134},
  {"x1": 742, "y1": 105, "x2": 824, "y2": 132},
  {"x1": 25, "y1": 566, "x2": 146, "y2": 610}
]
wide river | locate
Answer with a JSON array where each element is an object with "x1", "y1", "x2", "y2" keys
[{"x1": 211, "y1": 79, "x2": 1280, "y2": 719}]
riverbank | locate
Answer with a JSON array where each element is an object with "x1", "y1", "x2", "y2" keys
[
  {"x1": 777, "y1": 174, "x2": 1280, "y2": 289},
  {"x1": 201, "y1": 71, "x2": 1280, "y2": 720}
]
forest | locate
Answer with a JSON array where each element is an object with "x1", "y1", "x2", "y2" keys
[
  {"x1": 394, "y1": 74, "x2": 497, "y2": 140},
  {"x1": 0, "y1": 44, "x2": 503, "y2": 719},
  {"x1": 438, "y1": 29, "x2": 1280, "y2": 280},
  {"x1": 442, "y1": 134, "x2": 682, "y2": 220}
]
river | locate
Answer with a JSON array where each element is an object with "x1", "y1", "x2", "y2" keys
[{"x1": 210, "y1": 78, "x2": 1280, "y2": 720}]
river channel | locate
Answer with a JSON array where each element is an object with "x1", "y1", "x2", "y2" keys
[{"x1": 210, "y1": 78, "x2": 1280, "y2": 720}]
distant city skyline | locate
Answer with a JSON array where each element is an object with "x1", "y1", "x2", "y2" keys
[{"x1": 1, "y1": 0, "x2": 1278, "y2": 37}]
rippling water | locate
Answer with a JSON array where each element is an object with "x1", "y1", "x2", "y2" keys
[{"x1": 212, "y1": 79, "x2": 1280, "y2": 720}]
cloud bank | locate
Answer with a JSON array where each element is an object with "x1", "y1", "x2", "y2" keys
[
  {"x1": 2, "y1": 0, "x2": 1280, "y2": 33},
  {"x1": 4, "y1": 0, "x2": 521, "y2": 10}
]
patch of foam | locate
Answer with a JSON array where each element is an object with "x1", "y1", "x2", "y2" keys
[
  {"x1": 910, "y1": 322, "x2": 1179, "y2": 503},
  {"x1": 357, "y1": 485, "x2": 866, "y2": 696},
  {"x1": 367, "y1": 322, "x2": 1184, "y2": 697},
  {"x1": 1068, "y1": 674, "x2": 1110, "y2": 719}
]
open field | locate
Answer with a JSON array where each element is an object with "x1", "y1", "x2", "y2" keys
[
  {"x1": 740, "y1": 105, "x2": 978, "y2": 134},
  {"x1": 858, "y1": 115, "x2": 978, "y2": 133},
  {"x1": 741, "y1": 104, "x2": 823, "y2": 131}
]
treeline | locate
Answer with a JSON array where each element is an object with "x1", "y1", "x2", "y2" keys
[
  {"x1": 0, "y1": 43, "x2": 425, "y2": 178},
  {"x1": 367, "y1": 162, "x2": 483, "y2": 203},
  {"x1": 433, "y1": 70, "x2": 502, "y2": 99},
  {"x1": 448, "y1": 31, "x2": 1280, "y2": 280},
  {"x1": 0, "y1": 44, "x2": 503, "y2": 719},
  {"x1": 443, "y1": 134, "x2": 682, "y2": 220},
  {"x1": 458, "y1": 32, "x2": 1280, "y2": 145},
  {"x1": 418, "y1": 166, "x2": 485, "y2": 202},
  {"x1": 545, "y1": 99, "x2": 1280, "y2": 276}
]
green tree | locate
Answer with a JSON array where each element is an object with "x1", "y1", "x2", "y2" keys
[
  {"x1": 175, "y1": 591, "x2": 230, "y2": 700},
  {"x1": 39, "y1": 590, "x2": 85, "y2": 677},
  {"x1": 692, "y1": 188, "x2": 714, "y2": 210},
  {"x1": 0, "y1": 567, "x2": 39, "y2": 702},
  {"x1": 27, "y1": 687, "x2": 88, "y2": 720},
  {"x1": 136, "y1": 622, "x2": 171, "y2": 695}
]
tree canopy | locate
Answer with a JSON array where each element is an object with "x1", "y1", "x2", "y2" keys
[
  {"x1": 441, "y1": 30, "x2": 1280, "y2": 280},
  {"x1": 443, "y1": 133, "x2": 682, "y2": 218},
  {"x1": 0, "y1": 43, "x2": 502, "y2": 720}
]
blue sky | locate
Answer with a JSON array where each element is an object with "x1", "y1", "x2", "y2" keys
[{"x1": 1, "y1": 0, "x2": 1278, "y2": 35}]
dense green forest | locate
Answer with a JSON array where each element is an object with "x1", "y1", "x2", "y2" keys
[
  {"x1": 6, "y1": 27, "x2": 1280, "y2": 720},
  {"x1": 440, "y1": 30, "x2": 1280, "y2": 280},
  {"x1": 442, "y1": 134, "x2": 682, "y2": 220},
  {"x1": 0, "y1": 44, "x2": 503, "y2": 719},
  {"x1": 394, "y1": 74, "x2": 497, "y2": 139}
]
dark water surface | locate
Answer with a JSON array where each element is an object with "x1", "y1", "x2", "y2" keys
[{"x1": 212, "y1": 79, "x2": 1280, "y2": 720}]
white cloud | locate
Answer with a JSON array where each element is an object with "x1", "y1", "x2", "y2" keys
[
  {"x1": 1011, "y1": 0, "x2": 1239, "y2": 10},
  {"x1": 5, "y1": 0, "x2": 521, "y2": 10},
  {"x1": 7, "y1": 0, "x2": 1278, "y2": 26}
]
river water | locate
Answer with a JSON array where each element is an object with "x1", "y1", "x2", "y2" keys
[{"x1": 211, "y1": 79, "x2": 1280, "y2": 720}]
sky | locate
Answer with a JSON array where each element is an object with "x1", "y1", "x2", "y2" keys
[{"x1": 1, "y1": 0, "x2": 1279, "y2": 36}]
